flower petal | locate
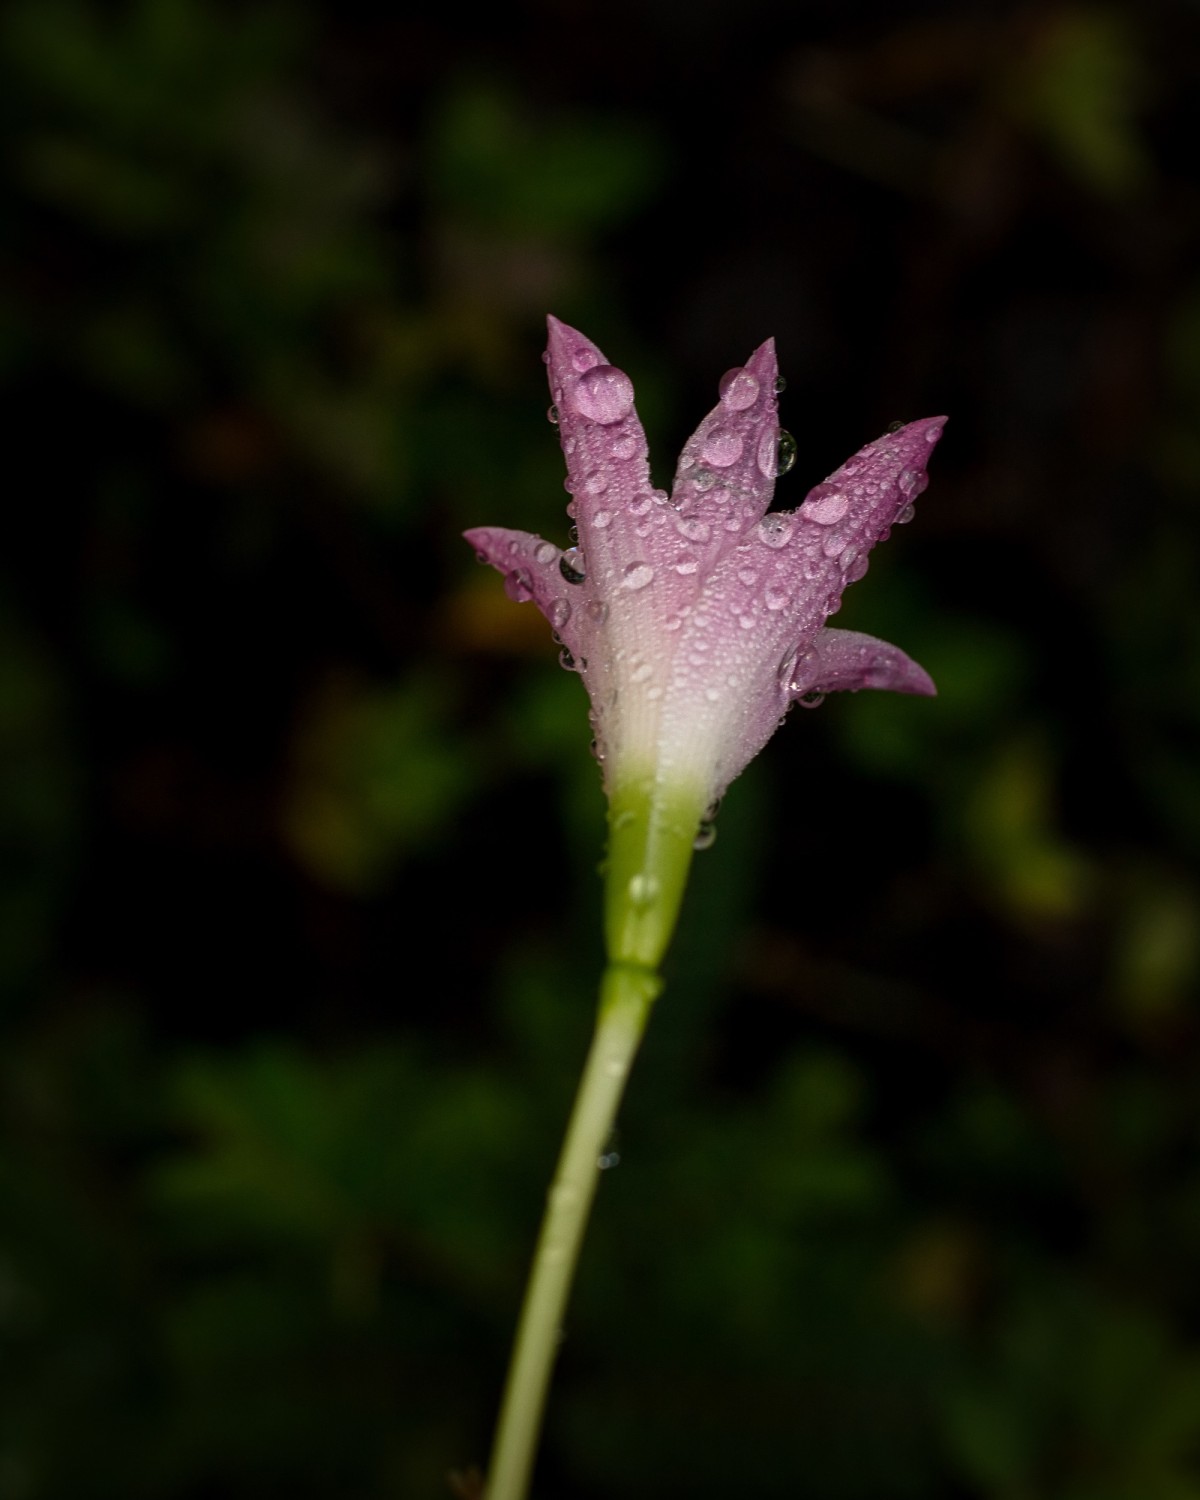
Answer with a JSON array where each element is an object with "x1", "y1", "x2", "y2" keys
[
  {"x1": 671, "y1": 337, "x2": 785, "y2": 542},
  {"x1": 463, "y1": 525, "x2": 590, "y2": 663},
  {"x1": 784, "y1": 628, "x2": 935, "y2": 701},
  {"x1": 653, "y1": 417, "x2": 944, "y2": 800}
]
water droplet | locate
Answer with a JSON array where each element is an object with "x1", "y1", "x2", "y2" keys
[
  {"x1": 886, "y1": 419, "x2": 904, "y2": 434},
  {"x1": 597, "y1": 1149, "x2": 620, "y2": 1170},
  {"x1": 548, "y1": 598, "x2": 572, "y2": 631},
  {"x1": 564, "y1": 435, "x2": 576, "y2": 455},
  {"x1": 611, "y1": 433, "x2": 638, "y2": 461},
  {"x1": 587, "y1": 599, "x2": 608, "y2": 623},
  {"x1": 572, "y1": 345, "x2": 601, "y2": 373},
  {"x1": 693, "y1": 819, "x2": 717, "y2": 851},
  {"x1": 775, "y1": 430, "x2": 797, "y2": 475},
  {"x1": 675, "y1": 557, "x2": 699, "y2": 575},
  {"x1": 822, "y1": 531, "x2": 847, "y2": 558},
  {"x1": 676, "y1": 517, "x2": 710, "y2": 542},
  {"x1": 692, "y1": 468, "x2": 716, "y2": 493},
  {"x1": 757, "y1": 514, "x2": 795, "y2": 549},
  {"x1": 845, "y1": 552, "x2": 869, "y2": 583},
  {"x1": 803, "y1": 486, "x2": 850, "y2": 525},
  {"x1": 547, "y1": 404, "x2": 560, "y2": 425},
  {"x1": 592, "y1": 508, "x2": 613, "y2": 529},
  {"x1": 737, "y1": 567, "x2": 758, "y2": 586},
  {"x1": 584, "y1": 470, "x2": 609, "y2": 497},
  {"x1": 924, "y1": 421, "x2": 945, "y2": 443},
  {"x1": 798, "y1": 690, "x2": 826, "y2": 709},
  {"x1": 628, "y1": 492, "x2": 652, "y2": 517},
  {"x1": 896, "y1": 502, "x2": 915, "y2": 525},
  {"x1": 573, "y1": 364, "x2": 635, "y2": 424},
  {"x1": 764, "y1": 584, "x2": 789, "y2": 611},
  {"x1": 630, "y1": 659, "x2": 653, "y2": 683},
  {"x1": 774, "y1": 375, "x2": 787, "y2": 394},
  {"x1": 534, "y1": 540, "x2": 557, "y2": 564},
  {"x1": 897, "y1": 467, "x2": 927, "y2": 498},
  {"x1": 504, "y1": 569, "x2": 533, "y2": 602},
  {"x1": 559, "y1": 646, "x2": 577, "y2": 670},
  {"x1": 718, "y1": 366, "x2": 760, "y2": 411},
  {"x1": 622, "y1": 561, "x2": 654, "y2": 591},
  {"x1": 627, "y1": 873, "x2": 660, "y2": 906},
  {"x1": 559, "y1": 547, "x2": 586, "y2": 584},
  {"x1": 701, "y1": 428, "x2": 744, "y2": 467}
]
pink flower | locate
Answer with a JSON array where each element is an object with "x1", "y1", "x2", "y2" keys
[{"x1": 466, "y1": 317, "x2": 941, "y2": 818}]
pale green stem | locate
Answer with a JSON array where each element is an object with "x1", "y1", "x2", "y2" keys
[{"x1": 484, "y1": 961, "x2": 661, "y2": 1500}]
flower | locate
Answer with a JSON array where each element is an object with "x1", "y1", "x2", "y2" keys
[{"x1": 466, "y1": 317, "x2": 943, "y2": 968}]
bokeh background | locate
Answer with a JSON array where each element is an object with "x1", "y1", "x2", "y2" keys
[{"x1": 4, "y1": 1, "x2": 1200, "y2": 1496}]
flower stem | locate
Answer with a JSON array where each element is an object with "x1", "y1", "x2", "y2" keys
[{"x1": 484, "y1": 961, "x2": 661, "y2": 1500}]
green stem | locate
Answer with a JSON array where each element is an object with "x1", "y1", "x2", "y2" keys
[{"x1": 484, "y1": 962, "x2": 661, "y2": 1500}]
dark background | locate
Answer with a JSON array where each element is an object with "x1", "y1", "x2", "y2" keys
[{"x1": 4, "y1": 1, "x2": 1200, "y2": 1496}]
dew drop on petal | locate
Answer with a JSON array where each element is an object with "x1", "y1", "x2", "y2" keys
[
  {"x1": 737, "y1": 567, "x2": 758, "y2": 586},
  {"x1": 573, "y1": 364, "x2": 635, "y2": 424},
  {"x1": 676, "y1": 517, "x2": 711, "y2": 543},
  {"x1": 572, "y1": 345, "x2": 602, "y2": 373},
  {"x1": 798, "y1": 690, "x2": 826, "y2": 709},
  {"x1": 775, "y1": 430, "x2": 797, "y2": 476},
  {"x1": 897, "y1": 467, "x2": 927, "y2": 498},
  {"x1": 622, "y1": 561, "x2": 654, "y2": 591},
  {"x1": 757, "y1": 514, "x2": 795, "y2": 549},
  {"x1": 718, "y1": 366, "x2": 760, "y2": 411},
  {"x1": 774, "y1": 375, "x2": 787, "y2": 394},
  {"x1": 896, "y1": 502, "x2": 915, "y2": 525},
  {"x1": 630, "y1": 660, "x2": 653, "y2": 683},
  {"x1": 675, "y1": 557, "x2": 699, "y2": 575},
  {"x1": 547, "y1": 405, "x2": 559, "y2": 425},
  {"x1": 764, "y1": 583, "x2": 789, "y2": 611},
  {"x1": 559, "y1": 547, "x2": 586, "y2": 584},
  {"x1": 592, "y1": 508, "x2": 613, "y2": 529},
  {"x1": 534, "y1": 541, "x2": 557, "y2": 565},
  {"x1": 611, "y1": 433, "x2": 638, "y2": 460},
  {"x1": 886, "y1": 419, "x2": 904, "y2": 434},
  {"x1": 628, "y1": 492, "x2": 652, "y2": 517},
  {"x1": 845, "y1": 553, "x2": 870, "y2": 583},
  {"x1": 584, "y1": 470, "x2": 610, "y2": 496},
  {"x1": 701, "y1": 428, "x2": 744, "y2": 467},
  {"x1": 587, "y1": 598, "x2": 608, "y2": 624},
  {"x1": 504, "y1": 569, "x2": 534, "y2": 602},
  {"x1": 559, "y1": 646, "x2": 577, "y2": 671},
  {"x1": 803, "y1": 486, "x2": 850, "y2": 525},
  {"x1": 548, "y1": 598, "x2": 571, "y2": 631}
]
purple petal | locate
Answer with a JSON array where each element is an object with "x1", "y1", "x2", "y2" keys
[
  {"x1": 463, "y1": 525, "x2": 592, "y2": 664},
  {"x1": 670, "y1": 338, "x2": 785, "y2": 541},
  {"x1": 655, "y1": 418, "x2": 944, "y2": 800},
  {"x1": 783, "y1": 628, "x2": 935, "y2": 701}
]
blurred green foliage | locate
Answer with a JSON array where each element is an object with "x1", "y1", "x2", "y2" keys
[{"x1": 3, "y1": 0, "x2": 1200, "y2": 1497}]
